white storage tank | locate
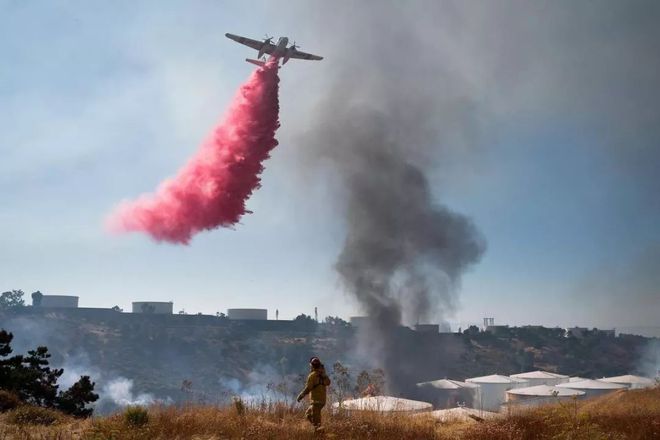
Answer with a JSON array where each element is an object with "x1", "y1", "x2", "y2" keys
[
  {"x1": 132, "y1": 301, "x2": 173, "y2": 314},
  {"x1": 415, "y1": 379, "x2": 480, "y2": 409},
  {"x1": 600, "y1": 375, "x2": 656, "y2": 389},
  {"x1": 333, "y1": 396, "x2": 432, "y2": 414},
  {"x1": 505, "y1": 384, "x2": 584, "y2": 410},
  {"x1": 510, "y1": 370, "x2": 569, "y2": 386},
  {"x1": 227, "y1": 308, "x2": 267, "y2": 320},
  {"x1": 466, "y1": 374, "x2": 528, "y2": 412},
  {"x1": 417, "y1": 407, "x2": 499, "y2": 422},
  {"x1": 38, "y1": 295, "x2": 79, "y2": 308},
  {"x1": 556, "y1": 379, "x2": 626, "y2": 398}
]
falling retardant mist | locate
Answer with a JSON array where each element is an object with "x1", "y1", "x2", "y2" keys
[{"x1": 106, "y1": 61, "x2": 281, "y2": 244}]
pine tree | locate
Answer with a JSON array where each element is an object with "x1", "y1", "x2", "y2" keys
[{"x1": 0, "y1": 329, "x2": 98, "y2": 417}]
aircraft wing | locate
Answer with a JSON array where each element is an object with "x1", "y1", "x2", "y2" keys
[
  {"x1": 225, "y1": 33, "x2": 275, "y2": 53},
  {"x1": 288, "y1": 48, "x2": 323, "y2": 61}
]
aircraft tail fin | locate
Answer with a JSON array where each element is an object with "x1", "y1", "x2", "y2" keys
[{"x1": 246, "y1": 58, "x2": 266, "y2": 67}]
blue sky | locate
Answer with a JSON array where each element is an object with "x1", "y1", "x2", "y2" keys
[{"x1": 1, "y1": 1, "x2": 658, "y2": 330}]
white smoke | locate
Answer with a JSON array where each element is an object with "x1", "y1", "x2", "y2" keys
[
  {"x1": 217, "y1": 363, "x2": 299, "y2": 405},
  {"x1": 637, "y1": 339, "x2": 660, "y2": 380},
  {"x1": 101, "y1": 377, "x2": 158, "y2": 406}
]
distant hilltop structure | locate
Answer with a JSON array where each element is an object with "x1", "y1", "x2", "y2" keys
[
  {"x1": 132, "y1": 301, "x2": 173, "y2": 314},
  {"x1": 31, "y1": 294, "x2": 78, "y2": 308},
  {"x1": 19, "y1": 293, "x2": 652, "y2": 337},
  {"x1": 227, "y1": 308, "x2": 267, "y2": 320}
]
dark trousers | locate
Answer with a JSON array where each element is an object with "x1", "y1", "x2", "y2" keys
[{"x1": 305, "y1": 402, "x2": 325, "y2": 426}]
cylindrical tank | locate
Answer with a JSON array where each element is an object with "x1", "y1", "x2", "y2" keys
[
  {"x1": 510, "y1": 370, "x2": 569, "y2": 386},
  {"x1": 38, "y1": 295, "x2": 79, "y2": 308},
  {"x1": 227, "y1": 308, "x2": 267, "y2": 320},
  {"x1": 505, "y1": 384, "x2": 584, "y2": 409},
  {"x1": 600, "y1": 375, "x2": 656, "y2": 389},
  {"x1": 466, "y1": 374, "x2": 528, "y2": 412},
  {"x1": 556, "y1": 379, "x2": 626, "y2": 398},
  {"x1": 414, "y1": 379, "x2": 479, "y2": 409},
  {"x1": 132, "y1": 301, "x2": 173, "y2": 314}
]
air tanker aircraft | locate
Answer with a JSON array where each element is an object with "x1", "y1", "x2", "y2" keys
[{"x1": 225, "y1": 33, "x2": 323, "y2": 66}]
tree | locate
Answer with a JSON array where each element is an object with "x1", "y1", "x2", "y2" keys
[
  {"x1": 355, "y1": 369, "x2": 386, "y2": 396},
  {"x1": 330, "y1": 361, "x2": 352, "y2": 402},
  {"x1": 111, "y1": 305, "x2": 123, "y2": 312},
  {"x1": 463, "y1": 325, "x2": 480, "y2": 336},
  {"x1": 292, "y1": 314, "x2": 317, "y2": 331},
  {"x1": 31, "y1": 291, "x2": 43, "y2": 307},
  {"x1": 13, "y1": 346, "x2": 62, "y2": 406},
  {"x1": 0, "y1": 290, "x2": 25, "y2": 310},
  {"x1": 324, "y1": 316, "x2": 350, "y2": 328},
  {"x1": 0, "y1": 329, "x2": 98, "y2": 417},
  {"x1": 55, "y1": 375, "x2": 99, "y2": 417}
]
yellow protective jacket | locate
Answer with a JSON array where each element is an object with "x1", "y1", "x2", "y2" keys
[{"x1": 298, "y1": 368, "x2": 331, "y2": 404}]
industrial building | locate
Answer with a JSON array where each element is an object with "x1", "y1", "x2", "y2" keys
[
  {"x1": 510, "y1": 370, "x2": 570, "y2": 386},
  {"x1": 466, "y1": 374, "x2": 528, "y2": 412},
  {"x1": 349, "y1": 316, "x2": 371, "y2": 327},
  {"x1": 131, "y1": 301, "x2": 173, "y2": 314},
  {"x1": 227, "y1": 308, "x2": 267, "y2": 320},
  {"x1": 33, "y1": 295, "x2": 79, "y2": 308},
  {"x1": 414, "y1": 324, "x2": 440, "y2": 333}
]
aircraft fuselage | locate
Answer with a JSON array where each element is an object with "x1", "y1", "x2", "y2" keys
[{"x1": 268, "y1": 37, "x2": 292, "y2": 64}]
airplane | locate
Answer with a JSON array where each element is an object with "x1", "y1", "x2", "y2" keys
[{"x1": 225, "y1": 33, "x2": 323, "y2": 67}]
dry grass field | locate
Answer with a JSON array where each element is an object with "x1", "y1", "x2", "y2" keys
[{"x1": 0, "y1": 387, "x2": 657, "y2": 439}]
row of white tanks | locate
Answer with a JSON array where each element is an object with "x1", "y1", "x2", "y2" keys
[
  {"x1": 412, "y1": 371, "x2": 656, "y2": 413},
  {"x1": 334, "y1": 371, "x2": 655, "y2": 417},
  {"x1": 464, "y1": 371, "x2": 654, "y2": 411}
]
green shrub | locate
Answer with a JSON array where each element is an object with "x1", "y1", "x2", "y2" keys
[
  {"x1": 124, "y1": 405, "x2": 149, "y2": 427},
  {"x1": 6, "y1": 405, "x2": 65, "y2": 425},
  {"x1": 0, "y1": 390, "x2": 21, "y2": 412}
]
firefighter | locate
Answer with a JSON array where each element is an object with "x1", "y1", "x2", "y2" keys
[{"x1": 297, "y1": 356, "x2": 331, "y2": 430}]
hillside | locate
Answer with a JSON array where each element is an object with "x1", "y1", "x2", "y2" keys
[{"x1": 0, "y1": 308, "x2": 654, "y2": 411}]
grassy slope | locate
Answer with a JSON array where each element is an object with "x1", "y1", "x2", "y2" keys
[
  {"x1": 1, "y1": 387, "x2": 657, "y2": 439},
  {"x1": 2, "y1": 312, "x2": 651, "y2": 404}
]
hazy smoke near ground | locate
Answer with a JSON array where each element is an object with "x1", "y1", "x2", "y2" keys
[
  {"x1": 636, "y1": 339, "x2": 660, "y2": 380},
  {"x1": 102, "y1": 377, "x2": 158, "y2": 407}
]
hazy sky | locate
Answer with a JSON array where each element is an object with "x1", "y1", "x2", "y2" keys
[{"x1": 1, "y1": 0, "x2": 658, "y2": 329}]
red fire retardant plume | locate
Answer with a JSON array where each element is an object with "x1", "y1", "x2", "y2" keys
[{"x1": 106, "y1": 62, "x2": 280, "y2": 244}]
